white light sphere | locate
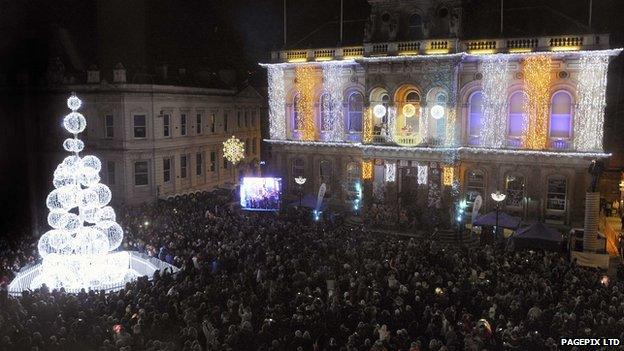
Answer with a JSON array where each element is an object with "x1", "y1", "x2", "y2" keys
[
  {"x1": 67, "y1": 95, "x2": 82, "y2": 111},
  {"x1": 91, "y1": 184, "x2": 112, "y2": 207},
  {"x1": 78, "y1": 188, "x2": 99, "y2": 208},
  {"x1": 46, "y1": 189, "x2": 65, "y2": 211},
  {"x1": 63, "y1": 213, "x2": 81, "y2": 232},
  {"x1": 402, "y1": 103, "x2": 416, "y2": 118},
  {"x1": 79, "y1": 206, "x2": 99, "y2": 223},
  {"x1": 63, "y1": 138, "x2": 85, "y2": 153},
  {"x1": 96, "y1": 220, "x2": 124, "y2": 250},
  {"x1": 79, "y1": 168, "x2": 101, "y2": 187},
  {"x1": 48, "y1": 209, "x2": 69, "y2": 229},
  {"x1": 57, "y1": 185, "x2": 78, "y2": 209},
  {"x1": 38, "y1": 232, "x2": 54, "y2": 258},
  {"x1": 96, "y1": 206, "x2": 116, "y2": 222},
  {"x1": 63, "y1": 112, "x2": 87, "y2": 134},
  {"x1": 48, "y1": 229, "x2": 71, "y2": 250},
  {"x1": 62, "y1": 155, "x2": 82, "y2": 172},
  {"x1": 81, "y1": 155, "x2": 102, "y2": 172},
  {"x1": 53, "y1": 167, "x2": 74, "y2": 188},
  {"x1": 430, "y1": 104, "x2": 445, "y2": 120},
  {"x1": 373, "y1": 104, "x2": 387, "y2": 118}
]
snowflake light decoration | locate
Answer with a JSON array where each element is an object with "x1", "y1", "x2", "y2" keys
[{"x1": 223, "y1": 135, "x2": 245, "y2": 165}]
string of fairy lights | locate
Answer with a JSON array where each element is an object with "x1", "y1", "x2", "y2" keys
[
  {"x1": 523, "y1": 55, "x2": 552, "y2": 150},
  {"x1": 323, "y1": 63, "x2": 346, "y2": 141},
  {"x1": 295, "y1": 66, "x2": 317, "y2": 141},
  {"x1": 574, "y1": 52, "x2": 610, "y2": 151},
  {"x1": 267, "y1": 66, "x2": 286, "y2": 139},
  {"x1": 479, "y1": 55, "x2": 509, "y2": 148}
]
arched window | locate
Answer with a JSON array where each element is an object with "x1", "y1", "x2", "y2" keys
[
  {"x1": 468, "y1": 91, "x2": 483, "y2": 140},
  {"x1": 320, "y1": 93, "x2": 332, "y2": 132},
  {"x1": 505, "y1": 174, "x2": 525, "y2": 208},
  {"x1": 550, "y1": 91, "x2": 572, "y2": 139},
  {"x1": 546, "y1": 175, "x2": 567, "y2": 211},
  {"x1": 434, "y1": 92, "x2": 447, "y2": 140},
  {"x1": 292, "y1": 158, "x2": 305, "y2": 179},
  {"x1": 408, "y1": 14, "x2": 423, "y2": 39},
  {"x1": 347, "y1": 92, "x2": 363, "y2": 132},
  {"x1": 465, "y1": 169, "x2": 486, "y2": 209},
  {"x1": 292, "y1": 94, "x2": 300, "y2": 131},
  {"x1": 402, "y1": 91, "x2": 420, "y2": 134},
  {"x1": 508, "y1": 92, "x2": 527, "y2": 137}
]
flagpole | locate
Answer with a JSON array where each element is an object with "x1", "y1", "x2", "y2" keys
[
  {"x1": 500, "y1": 0, "x2": 504, "y2": 36},
  {"x1": 284, "y1": 0, "x2": 287, "y2": 46},
  {"x1": 340, "y1": 0, "x2": 344, "y2": 44}
]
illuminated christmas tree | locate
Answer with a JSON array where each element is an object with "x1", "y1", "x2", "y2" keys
[{"x1": 32, "y1": 93, "x2": 136, "y2": 290}]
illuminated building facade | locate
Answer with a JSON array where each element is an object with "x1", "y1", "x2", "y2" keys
[{"x1": 263, "y1": 0, "x2": 621, "y2": 224}]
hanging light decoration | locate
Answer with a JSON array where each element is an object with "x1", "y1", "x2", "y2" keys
[
  {"x1": 442, "y1": 166, "x2": 454, "y2": 186},
  {"x1": 373, "y1": 104, "x2": 387, "y2": 118},
  {"x1": 523, "y1": 55, "x2": 551, "y2": 150},
  {"x1": 385, "y1": 162, "x2": 396, "y2": 182},
  {"x1": 223, "y1": 135, "x2": 245, "y2": 165},
  {"x1": 430, "y1": 105, "x2": 445, "y2": 120},
  {"x1": 267, "y1": 66, "x2": 286, "y2": 140},
  {"x1": 363, "y1": 107, "x2": 374, "y2": 143},
  {"x1": 361, "y1": 160, "x2": 373, "y2": 180},
  {"x1": 574, "y1": 53, "x2": 609, "y2": 151},
  {"x1": 479, "y1": 55, "x2": 509, "y2": 148},
  {"x1": 295, "y1": 65, "x2": 317, "y2": 141},
  {"x1": 402, "y1": 103, "x2": 416, "y2": 118},
  {"x1": 387, "y1": 106, "x2": 397, "y2": 143},
  {"x1": 417, "y1": 164, "x2": 428, "y2": 185},
  {"x1": 322, "y1": 62, "x2": 346, "y2": 141}
]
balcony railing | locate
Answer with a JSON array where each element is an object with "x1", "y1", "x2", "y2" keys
[{"x1": 271, "y1": 33, "x2": 610, "y2": 62}]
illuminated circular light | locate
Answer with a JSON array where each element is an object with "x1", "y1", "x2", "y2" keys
[
  {"x1": 373, "y1": 104, "x2": 387, "y2": 118},
  {"x1": 294, "y1": 176, "x2": 307, "y2": 185},
  {"x1": 430, "y1": 104, "x2": 445, "y2": 120},
  {"x1": 223, "y1": 136, "x2": 245, "y2": 165},
  {"x1": 402, "y1": 103, "x2": 416, "y2": 118},
  {"x1": 67, "y1": 94, "x2": 82, "y2": 111},
  {"x1": 63, "y1": 112, "x2": 87, "y2": 134},
  {"x1": 491, "y1": 190, "x2": 507, "y2": 202}
]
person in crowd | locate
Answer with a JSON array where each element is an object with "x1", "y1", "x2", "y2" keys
[{"x1": 1, "y1": 190, "x2": 623, "y2": 350}]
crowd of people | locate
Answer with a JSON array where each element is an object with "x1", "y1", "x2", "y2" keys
[{"x1": 1, "y1": 190, "x2": 624, "y2": 351}]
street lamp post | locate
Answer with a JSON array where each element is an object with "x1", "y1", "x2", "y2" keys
[
  {"x1": 294, "y1": 176, "x2": 307, "y2": 207},
  {"x1": 491, "y1": 190, "x2": 507, "y2": 240}
]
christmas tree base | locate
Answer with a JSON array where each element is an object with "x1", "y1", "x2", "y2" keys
[{"x1": 8, "y1": 251, "x2": 178, "y2": 296}]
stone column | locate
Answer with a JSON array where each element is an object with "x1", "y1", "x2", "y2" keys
[{"x1": 583, "y1": 192, "x2": 601, "y2": 252}]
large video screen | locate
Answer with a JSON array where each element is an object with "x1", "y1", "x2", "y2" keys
[{"x1": 240, "y1": 177, "x2": 282, "y2": 211}]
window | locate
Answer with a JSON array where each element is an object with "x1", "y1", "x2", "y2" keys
[
  {"x1": 180, "y1": 155, "x2": 187, "y2": 178},
  {"x1": 505, "y1": 174, "x2": 525, "y2": 208},
  {"x1": 550, "y1": 91, "x2": 572, "y2": 139},
  {"x1": 320, "y1": 93, "x2": 332, "y2": 132},
  {"x1": 210, "y1": 151, "x2": 216, "y2": 172},
  {"x1": 180, "y1": 114, "x2": 187, "y2": 136},
  {"x1": 196, "y1": 113, "x2": 203, "y2": 135},
  {"x1": 434, "y1": 92, "x2": 447, "y2": 140},
  {"x1": 223, "y1": 156, "x2": 228, "y2": 169},
  {"x1": 547, "y1": 176, "x2": 567, "y2": 211},
  {"x1": 107, "y1": 161, "x2": 115, "y2": 185},
  {"x1": 244, "y1": 110, "x2": 249, "y2": 127},
  {"x1": 508, "y1": 92, "x2": 527, "y2": 137},
  {"x1": 408, "y1": 13, "x2": 423, "y2": 39},
  {"x1": 292, "y1": 94, "x2": 300, "y2": 131},
  {"x1": 292, "y1": 158, "x2": 305, "y2": 178},
  {"x1": 133, "y1": 115, "x2": 146, "y2": 138},
  {"x1": 251, "y1": 110, "x2": 256, "y2": 127},
  {"x1": 224, "y1": 112, "x2": 229, "y2": 132},
  {"x1": 465, "y1": 169, "x2": 485, "y2": 209},
  {"x1": 400, "y1": 90, "x2": 420, "y2": 134},
  {"x1": 163, "y1": 158, "x2": 171, "y2": 183},
  {"x1": 134, "y1": 161, "x2": 148, "y2": 186},
  {"x1": 252, "y1": 138, "x2": 257, "y2": 155},
  {"x1": 348, "y1": 92, "x2": 364, "y2": 132},
  {"x1": 210, "y1": 113, "x2": 216, "y2": 133},
  {"x1": 105, "y1": 114, "x2": 114, "y2": 138},
  {"x1": 196, "y1": 153, "x2": 203, "y2": 175},
  {"x1": 245, "y1": 139, "x2": 250, "y2": 156},
  {"x1": 468, "y1": 92, "x2": 483, "y2": 137},
  {"x1": 237, "y1": 111, "x2": 242, "y2": 128},
  {"x1": 163, "y1": 114, "x2": 170, "y2": 137}
]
